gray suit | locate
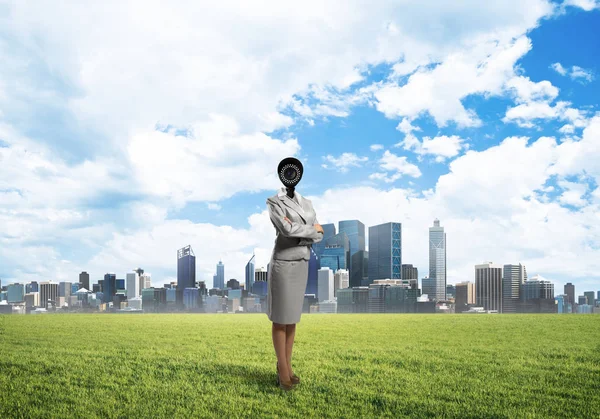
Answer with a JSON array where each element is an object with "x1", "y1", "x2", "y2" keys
[{"x1": 265, "y1": 187, "x2": 323, "y2": 324}]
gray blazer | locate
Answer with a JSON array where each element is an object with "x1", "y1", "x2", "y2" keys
[{"x1": 266, "y1": 187, "x2": 324, "y2": 261}]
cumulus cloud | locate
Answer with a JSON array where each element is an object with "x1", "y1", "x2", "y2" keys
[
  {"x1": 322, "y1": 152, "x2": 369, "y2": 173},
  {"x1": 550, "y1": 62, "x2": 595, "y2": 83}
]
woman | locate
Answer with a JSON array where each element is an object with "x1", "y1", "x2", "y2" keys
[{"x1": 266, "y1": 157, "x2": 324, "y2": 391}]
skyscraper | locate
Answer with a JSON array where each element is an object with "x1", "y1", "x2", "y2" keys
[
  {"x1": 312, "y1": 223, "x2": 336, "y2": 267},
  {"x1": 521, "y1": 275, "x2": 555, "y2": 313},
  {"x1": 350, "y1": 250, "x2": 368, "y2": 287},
  {"x1": 502, "y1": 263, "x2": 527, "y2": 313},
  {"x1": 421, "y1": 277, "x2": 436, "y2": 301},
  {"x1": 402, "y1": 264, "x2": 418, "y2": 281},
  {"x1": 320, "y1": 232, "x2": 350, "y2": 272},
  {"x1": 103, "y1": 273, "x2": 116, "y2": 304},
  {"x1": 455, "y1": 281, "x2": 475, "y2": 311},
  {"x1": 215, "y1": 260, "x2": 225, "y2": 289},
  {"x1": 177, "y1": 245, "x2": 196, "y2": 290},
  {"x1": 583, "y1": 291, "x2": 596, "y2": 307},
  {"x1": 339, "y1": 220, "x2": 366, "y2": 274},
  {"x1": 429, "y1": 219, "x2": 446, "y2": 301},
  {"x1": 39, "y1": 281, "x2": 59, "y2": 309},
  {"x1": 126, "y1": 270, "x2": 140, "y2": 299},
  {"x1": 368, "y1": 222, "x2": 402, "y2": 282},
  {"x1": 564, "y1": 282, "x2": 575, "y2": 307},
  {"x1": 475, "y1": 262, "x2": 502, "y2": 311},
  {"x1": 79, "y1": 272, "x2": 90, "y2": 290},
  {"x1": 245, "y1": 253, "x2": 256, "y2": 293}
]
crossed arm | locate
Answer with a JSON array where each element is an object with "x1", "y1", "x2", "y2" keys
[{"x1": 267, "y1": 200, "x2": 323, "y2": 244}]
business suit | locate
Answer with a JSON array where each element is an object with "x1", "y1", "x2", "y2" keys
[{"x1": 266, "y1": 187, "x2": 323, "y2": 324}]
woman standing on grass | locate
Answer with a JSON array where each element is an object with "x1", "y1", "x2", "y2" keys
[{"x1": 265, "y1": 157, "x2": 324, "y2": 391}]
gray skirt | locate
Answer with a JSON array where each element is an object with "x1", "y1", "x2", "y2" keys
[{"x1": 266, "y1": 258, "x2": 309, "y2": 324}]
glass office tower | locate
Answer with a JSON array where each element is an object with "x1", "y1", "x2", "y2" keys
[
  {"x1": 245, "y1": 253, "x2": 255, "y2": 293},
  {"x1": 320, "y1": 232, "x2": 350, "y2": 272},
  {"x1": 103, "y1": 273, "x2": 116, "y2": 303},
  {"x1": 368, "y1": 222, "x2": 402, "y2": 281},
  {"x1": 429, "y1": 219, "x2": 446, "y2": 301},
  {"x1": 339, "y1": 220, "x2": 365, "y2": 269},
  {"x1": 312, "y1": 223, "x2": 336, "y2": 268},
  {"x1": 177, "y1": 245, "x2": 196, "y2": 290}
]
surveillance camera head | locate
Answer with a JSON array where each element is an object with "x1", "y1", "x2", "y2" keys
[{"x1": 277, "y1": 157, "x2": 303, "y2": 188}]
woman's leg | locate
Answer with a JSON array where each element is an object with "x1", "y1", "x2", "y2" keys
[
  {"x1": 285, "y1": 323, "x2": 296, "y2": 378},
  {"x1": 272, "y1": 322, "x2": 291, "y2": 383}
]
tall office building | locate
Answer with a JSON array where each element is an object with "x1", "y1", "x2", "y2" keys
[
  {"x1": 58, "y1": 282, "x2": 72, "y2": 300},
  {"x1": 429, "y1": 219, "x2": 446, "y2": 301},
  {"x1": 79, "y1": 272, "x2": 90, "y2": 290},
  {"x1": 126, "y1": 270, "x2": 140, "y2": 299},
  {"x1": 339, "y1": 220, "x2": 366, "y2": 274},
  {"x1": 215, "y1": 260, "x2": 225, "y2": 289},
  {"x1": 306, "y1": 248, "x2": 320, "y2": 296},
  {"x1": 368, "y1": 222, "x2": 402, "y2": 282},
  {"x1": 7, "y1": 283, "x2": 25, "y2": 303},
  {"x1": 39, "y1": 281, "x2": 59, "y2": 309},
  {"x1": 446, "y1": 284, "x2": 456, "y2": 299},
  {"x1": 564, "y1": 282, "x2": 575, "y2": 307},
  {"x1": 254, "y1": 267, "x2": 268, "y2": 283},
  {"x1": 475, "y1": 262, "x2": 503, "y2": 311},
  {"x1": 502, "y1": 263, "x2": 527, "y2": 313},
  {"x1": 103, "y1": 273, "x2": 116, "y2": 304},
  {"x1": 312, "y1": 223, "x2": 336, "y2": 267},
  {"x1": 333, "y1": 269, "x2": 349, "y2": 297},
  {"x1": 583, "y1": 291, "x2": 595, "y2": 307},
  {"x1": 421, "y1": 277, "x2": 436, "y2": 301},
  {"x1": 317, "y1": 267, "x2": 334, "y2": 302},
  {"x1": 522, "y1": 275, "x2": 554, "y2": 300},
  {"x1": 320, "y1": 232, "x2": 350, "y2": 272},
  {"x1": 402, "y1": 264, "x2": 418, "y2": 280},
  {"x1": 177, "y1": 245, "x2": 196, "y2": 290},
  {"x1": 455, "y1": 281, "x2": 475, "y2": 310},
  {"x1": 245, "y1": 253, "x2": 256, "y2": 293},
  {"x1": 139, "y1": 271, "x2": 152, "y2": 291},
  {"x1": 350, "y1": 250, "x2": 368, "y2": 287},
  {"x1": 521, "y1": 275, "x2": 555, "y2": 313}
]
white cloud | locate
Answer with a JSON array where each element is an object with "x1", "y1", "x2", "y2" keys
[
  {"x1": 562, "y1": 0, "x2": 600, "y2": 11},
  {"x1": 373, "y1": 35, "x2": 537, "y2": 127},
  {"x1": 323, "y1": 152, "x2": 369, "y2": 173},
  {"x1": 504, "y1": 76, "x2": 559, "y2": 103},
  {"x1": 394, "y1": 118, "x2": 466, "y2": 162},
  {"x1": 370, "y1": 144, "x2": 384, "y2": 151},
  {"x1": 371, "y1": 150, "x2": 422, "y2": 181},
  {"x1": 503, "y1": 100, "x2": 589, "y2": 128},
  {"x1": 550, "y1": 62, "x2": 568, "y2": 76},
  {"x1": 550, "y1": 62, "x2": 594, "y2": 83},
  {"x1": 570, "y1": 66, "x2": 594, "y2": 83},
  {"x1": 557, "y1": 179, "x2": 588, "y2": 207}
]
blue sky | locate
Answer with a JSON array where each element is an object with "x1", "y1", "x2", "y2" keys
[{"x1": 1, "y1": 0, "x2": 599, "y2": 297}]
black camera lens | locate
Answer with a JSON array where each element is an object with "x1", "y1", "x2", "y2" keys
[{"x1": 284, "y1": 167, "x2": 297, "y2": 180}]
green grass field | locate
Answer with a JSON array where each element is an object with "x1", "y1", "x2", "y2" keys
[{"x1": 0, "y1": 313, "x2": 599, "y2": 418}]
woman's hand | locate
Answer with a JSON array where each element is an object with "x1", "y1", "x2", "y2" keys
[{"x1": 314, "y1": 223, "x2": 324, "y2": 234}]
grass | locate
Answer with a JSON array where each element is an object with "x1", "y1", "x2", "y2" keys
[{"x1": 0, "y1": 313, "x2": 599, "y2": 418}]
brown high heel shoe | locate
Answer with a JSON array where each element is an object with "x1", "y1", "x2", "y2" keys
[{"x1": 277, "y1": 361, "x2": 300, "y2": 385}]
